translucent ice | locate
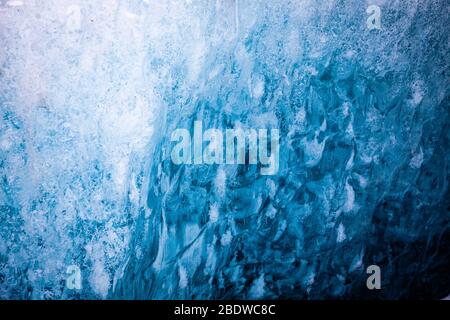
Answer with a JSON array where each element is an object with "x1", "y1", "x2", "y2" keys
[{"x1": 0, "y1": 0, "x2": 449, "y2": 299}]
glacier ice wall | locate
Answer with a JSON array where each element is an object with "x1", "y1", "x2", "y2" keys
[{"x1": 0, "y1": 0, "x2": 449, "y2": 299}]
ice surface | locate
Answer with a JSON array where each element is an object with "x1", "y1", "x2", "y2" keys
[{"x1": 0, "y1": 0, "x2": 449, "y2": 299}]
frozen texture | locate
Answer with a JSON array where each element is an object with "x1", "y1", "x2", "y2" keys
[{"x1": 0, "y1": 0, "x2": 449, "y2": 299}]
